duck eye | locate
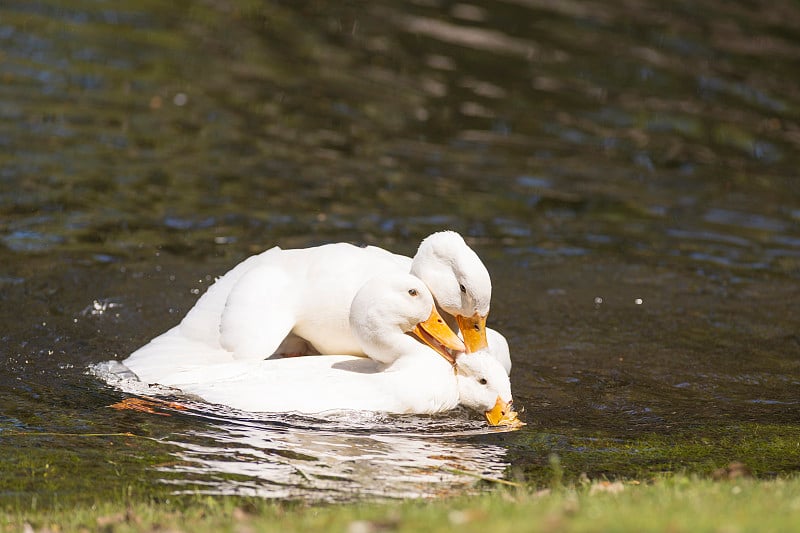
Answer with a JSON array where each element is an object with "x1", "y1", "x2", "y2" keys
[
  {"x1": 459, "y1": 284, "x2": 466, "y2": 293},
  {"x1": 479, "y1": 378, "x2": 488, "y2": 385},
  {"x1": 408, "y1": 289, "x2": 418, "y2": 296}
]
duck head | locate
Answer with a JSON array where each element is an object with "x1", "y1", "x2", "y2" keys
[
  {"x1": 410, "y1": 231, "x2": 492, "y2": 353},
  {"x1": 455, "y1": 351, "x2": 522, "y2": 427}
]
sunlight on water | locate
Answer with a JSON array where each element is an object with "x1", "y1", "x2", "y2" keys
[
  {"x1": 163, "y1": 421, "x2": 510, "y2": 500},
  {"x1": 90, "y1": 363, "x2": 513, "y2": 501}
]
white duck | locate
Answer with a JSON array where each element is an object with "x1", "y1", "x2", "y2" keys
[
  {"x1": 120, "y1": 274, "x2": 518, "y2": 424},
  {"x1": 407, "y1": 232, "x2": 512, "y2": 373},
  {"x1": 150, "y1": 231, "x2": 510, "y2": 373}
]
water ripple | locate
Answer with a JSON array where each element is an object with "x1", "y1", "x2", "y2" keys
[{"x1": 91, "y1": 364, "x2": 514, "y2": 501}]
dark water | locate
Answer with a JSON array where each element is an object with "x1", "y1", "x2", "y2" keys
[{"x1": 1, "y1": 0, "x2": 799, "y2": 504}]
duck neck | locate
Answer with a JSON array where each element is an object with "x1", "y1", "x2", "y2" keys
[
  {"x1": 385, "y1": 342, "x2": 453, "y2": 373},
  {"x1": 365, "y1": 331, "x2": 427, "y2": 364},
  {"x1": 381, "y1": 346, "x2": 460, "y2": 413}
]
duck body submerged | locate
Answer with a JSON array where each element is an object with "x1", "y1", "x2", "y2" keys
[
  {"x1": 118, "y1": 233, "x2": 518, "y2": 423},
  {"x1": 149, "y1": 354, "x2": 460, "y2": 415},
  {"x1": 123, "y1": 273, "x2": 480, "y2": 417}
]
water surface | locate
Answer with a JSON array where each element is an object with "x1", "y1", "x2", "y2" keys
[{"x1": 1, "y1": 0, "x2": 799, "y2": 504}]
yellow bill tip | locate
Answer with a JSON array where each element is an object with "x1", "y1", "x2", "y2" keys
[{"x1": 484, "y1": 396, "x2": 523, "y2": 427}]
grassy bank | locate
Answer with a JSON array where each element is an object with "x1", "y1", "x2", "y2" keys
[{"x1": 5, "y1": 475, "x2": 800, "y2": 532}]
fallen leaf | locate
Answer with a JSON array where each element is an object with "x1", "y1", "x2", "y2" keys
[
  {"x1": 713, "y1": 461, "x2": 752, "y2": 481},
  {"x1": 109, "y1": 397, "x2": 186, "y2": 416},
  {"x1": 589, "y1": 481, "x2": 625, "y2": 495}
]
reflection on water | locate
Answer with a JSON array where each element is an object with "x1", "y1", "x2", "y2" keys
[
  {"x1": 92, "y1": 365, "x2": 511, "y2": 500},
  {"x1": 165, "y1": 419, "x2": 509, "y2": 500}
]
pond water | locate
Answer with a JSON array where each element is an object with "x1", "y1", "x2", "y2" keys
[{"x1": 1, "y1": 0, "x2": 799, "y2": 504}]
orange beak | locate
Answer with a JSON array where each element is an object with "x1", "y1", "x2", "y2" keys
[
  {"x1": 456, "y1": 313, "x2": 489, "y2": 353},
  {"x1": 485, "y1": 396, "x2": 523, "y2": 427},
  {"x1": 413, "y1": 307, "x2": 466, "y2": 364}
]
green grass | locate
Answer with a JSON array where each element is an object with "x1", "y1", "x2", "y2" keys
[
  {"x1": 508, "y1": 424, "x2": 800, "y2": 485},
  {"x1": 3, "y1": 422, "x2": 799, "y2": 531},
  {"x1": 5, "y1": 475, "x2": 800, "y2": 532}
]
